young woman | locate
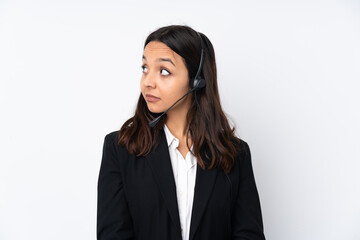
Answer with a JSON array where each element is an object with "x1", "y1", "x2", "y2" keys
[{"x1": 97, "y1": 25, "x2": 266, "y2": 240}]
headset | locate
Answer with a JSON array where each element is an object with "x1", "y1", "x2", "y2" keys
[
  {"x1": 190, "y1": 31, "x2": 206, "y2": 91},
  {"x1": 148, "y1": 31, "x2": 233, "y2": 201}
]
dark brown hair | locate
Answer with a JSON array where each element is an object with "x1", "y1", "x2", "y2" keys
[{"x1": 117, "y1": 24, "x2": 242, "y2": 174}]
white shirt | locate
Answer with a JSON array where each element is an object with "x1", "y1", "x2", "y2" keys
[{"x1": 163, "y1": 124, "x2": 197, "y2": 240}]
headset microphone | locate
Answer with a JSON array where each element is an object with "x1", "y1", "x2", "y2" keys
[{"x1": 148, "y1": 87, "x2": 197, "y2": 128}]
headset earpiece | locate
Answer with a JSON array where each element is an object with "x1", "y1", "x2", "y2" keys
[
  {"x1": 192, "y1": 76, "x2": 206, "y2": 90},
  {"x1": 191, "y1": 32, "x2": 206, "y2": 91}
]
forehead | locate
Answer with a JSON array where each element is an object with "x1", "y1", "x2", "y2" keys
[{"x1": 143, "y1": 41, "x2": 178, "y2": 60}]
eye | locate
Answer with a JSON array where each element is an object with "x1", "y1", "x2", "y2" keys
[
  {"x1": 141, "y1": 65, "x2": 172, "y2": 76},
  {"x1": 141, "y1": 65, "x2": 148, "y2": 73},
  {"x1": 160, "y1": 68, "x2": 171, "y2": 76}
]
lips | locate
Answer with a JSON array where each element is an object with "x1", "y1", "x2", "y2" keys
[
  {"x1": 145, "y1": 93, "x2": 160, "y2": 102},
  {"x1": 146, "y1": 94, "x2": 160, "y2": 99}
]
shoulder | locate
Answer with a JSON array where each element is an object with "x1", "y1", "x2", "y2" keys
[
  {"x1": 231, "y1": 135, "x2": 251, "y2": 158},
  {"x1": 104, "y1": 130, "x2": 120, "y2": 143},
  {"x1": 103, "y1": 130, "x2": 130, "y2": 157},
  {"x1": 229, "y1": 135, "x2": 253, "y2": 174}
]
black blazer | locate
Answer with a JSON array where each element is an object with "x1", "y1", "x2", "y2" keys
[{"x1": 97, "y1": 128, "x2": 265, "y2": 240}]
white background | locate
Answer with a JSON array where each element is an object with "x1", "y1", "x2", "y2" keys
[{"x1": 1, "y1": 0, "x2": 359, "y2": 239}]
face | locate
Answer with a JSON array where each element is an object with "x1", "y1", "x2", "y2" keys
[{"x1": 140, "y1": 41, "x2": 191, "y2": 113}]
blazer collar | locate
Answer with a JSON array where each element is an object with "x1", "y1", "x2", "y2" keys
[{"x1": 145, "y1": 127, "x2": 219, "y2": 240}]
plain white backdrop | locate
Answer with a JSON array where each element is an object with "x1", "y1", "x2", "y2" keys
[{"x1": 1, "y1": 0, "x2": 359, "y2": 239}]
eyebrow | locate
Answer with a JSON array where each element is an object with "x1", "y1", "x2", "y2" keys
[{"x1": 142, "y1": 55, "x2": 176, "y2": 67}]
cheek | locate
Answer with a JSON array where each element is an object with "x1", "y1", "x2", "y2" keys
[
  {"x1": 163, "y1": 87, "x2": 189, "y2": 107},
  {"x1": 161, "y1": 85, "x2": 180, "y2": 102},
  {"x1": 168, "y1": 75, "x2": 189, "y2": 92}
]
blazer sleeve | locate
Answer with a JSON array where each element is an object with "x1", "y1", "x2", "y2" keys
[
  {"x1": 232, "y1": 141, "x2": 266, "y2": 240},
  {"x1": 97, "y1": 132, "x2": 135, "y2": 240}
]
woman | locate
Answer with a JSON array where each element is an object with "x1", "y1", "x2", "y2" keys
[{"x1": 97, "y1": 25, "x2": 266, "y2": 240}]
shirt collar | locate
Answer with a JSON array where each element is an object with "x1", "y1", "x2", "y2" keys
[
  {"x1": 163, "y1": 123, "x2": 179, "y2": 148},
  {"x1": 163, "y1": 124, "x2": 194, "y2": 151},
  {"x1": 163, "y1": 124, "x2": 196, "y2": 167}
]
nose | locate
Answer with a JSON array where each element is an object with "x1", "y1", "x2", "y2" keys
[{"x1": 142, "y1": 69, "x2": 157, "y2": 88}]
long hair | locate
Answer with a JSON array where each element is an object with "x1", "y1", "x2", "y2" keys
[{"x1": 117, "y1": 24, "x2": 242, "y2": 174}]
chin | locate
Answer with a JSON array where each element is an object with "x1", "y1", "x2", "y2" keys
[{"x1": 147, "y1": 104, "x2": 165, "y2": 114}]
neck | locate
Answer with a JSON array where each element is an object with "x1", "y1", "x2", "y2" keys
[{"x1": 165, "y1": 95, "x2": 191, "y2": 140}]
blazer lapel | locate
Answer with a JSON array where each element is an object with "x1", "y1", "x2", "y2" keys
[
  {"x1": 145, "y1": 127, "x2": 219, "y2": 240},
  {"x1": 189, "y1": 152, "x2": 218, "y2": 240},
  {"x1": 145, "y1": 128, "x2": 182, "y2": 236}
]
